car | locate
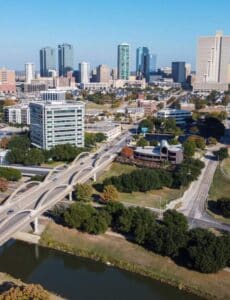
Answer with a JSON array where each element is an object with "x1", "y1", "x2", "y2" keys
[
  {"x1": 7, "y1": 209, "x2": 14, "y2": 215},
  {"x1": 80, "y1": 162, "x2": 84, "y2": 165}
]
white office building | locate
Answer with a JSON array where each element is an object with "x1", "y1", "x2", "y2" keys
[
  {"x1": 85, "y1": 121, "x2": 121, "y2": 141},
  {"x1": 41, "y1": 90, "x2": 66, "y2": 101},
  {"x1": 25, "y1": 63, "x2": 35, "y2": 84},
  {"x1": 4, "y1": 104, "x2": 30, "y2": 125},
  {"x1": 30, "y1": 100, "x2": 85, "y2": 150},
  {"x1": 194, "y1": 31, "x2": 230, "y2": 91},
  {"x1": 157, "y1": 108, "x2": 192, "y2": 125},
  {"x1": 79, "y1": 62, "x2": 90, "y2": 84}
]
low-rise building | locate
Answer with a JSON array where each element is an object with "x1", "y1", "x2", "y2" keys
[
  {"x1": 134, "y1": 140, "x2": 183, "y2": 164},
  {"x1": 30, "y1": 100, "x2": 85, "y2": 150},
  {"x1": 137, "y1": 99, "x2": 157, "y2": 115},
  {"x1": 80, "y1": 82, "x2": 109, "y2": 91},
  {"x1": 85, "y1": 121, "x2": 121, "y2": 141},
  {"x1": 157, "y1": 108, "x2": 192, "y2": 125},
  {"x1": 4, "y1": 104, "x2": 30, "y2": 125}
]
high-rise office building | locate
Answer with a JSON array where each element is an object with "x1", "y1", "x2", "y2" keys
[
  {"x1": 136, "y1": 47, "x2": 149, "y2": 79},
  {"x1": 25, "y1": 63, "x2": 35, "y2": 83},
  {"x1": 30, "y1": 100, "x2": 85, "y2": 150},
  {"x1": 136, "y1": 48, "x2": 157, "y2": 82},
  {"x1": 96, "y1": 64, "x2": 110, "y2": 83},
  {"x1": 171, "y1": 62, "x2": 186, "y2": 84},
  {"x1": 194, "y1": 31, "x2": 230, "y2": 91},
  {"x1": 40, "y1": 47, "x2": 56, "y2": 77},
  {"x1": 79, "y1": 62, "x2": 90, "y2": 84},
  {"x1": 117, "y1": 43, "x2": 130, "y2": 80},
  {"x1": 58, "y1": 43, "x2": 74, "y2": 76}
]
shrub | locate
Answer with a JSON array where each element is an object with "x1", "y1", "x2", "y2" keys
[
  {"x1": 216, "y1": 198, "x2": 230, "y2": 218},
  {"x1": 102, "y1": 185, "x2": 119, "y2": 201},
  {"x1": 0, "y1": 167, "x2": 21, "y2": 181},
  {"x1": 0, "y1": 284, "x2": 49, "y2": 300}
]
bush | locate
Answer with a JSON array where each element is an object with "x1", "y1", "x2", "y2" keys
[
  {"x1": 0, "y1": 167, "x2": 21, "y2": 181},
  {"x1": 75, "y1": 184, "x2": 93, "y2": 202},
  {"x1": 214, "y1": 147, "x2": 229, "y2": 161},
  {"x1": 0, "y1": 284, "x2": 49, "y2": 300},
  {"x1": 102, "y1": 185, "x2": 119, "y2": 201},
  {"x1": 216, "y1": 198, "x2": 230, "y2": 218}
]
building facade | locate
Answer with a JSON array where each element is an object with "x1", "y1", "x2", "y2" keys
[
  {"x1": 157, "y1": 108, "x2": 192, "y2": 125},
  {"x1": 40, "y1": 47, "x2": 56, "y2": 77},
  {"x1": 79, "y1": 62, "x2": 90, "y2": 84},
  {"x1": 25, "y1": 63, "x2": 35, "y2": 84},
  {"x1": 0, "y1": 68, "x2": 16, "y2": 94},
  {"x1": 41, "y1": 90, "x2": 66, "y2": 101},
  {"x1": 30, "y1": 100, "x2": 85, "y2": 150},
  {"x1": 4, "y1": 104, "x2": 30, "y2": 125},
  {"x1": 117, "y1": 43, "x2": 130, "y2": 80},
  {"x1": 194, "y1": 31, "x2": 230, "y2": 91},
  {"x1": 172, "y1": 62, "x2": 186, "y2": 84},
  {"x1": 96, "y1": 64, "x2": 110, "y2": 83},
  {"x1": 58, "y1": 44, "x2": 74, "y2": 76}
]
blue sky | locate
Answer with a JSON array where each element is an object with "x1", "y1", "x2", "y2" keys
[{"x1": 1, "y1": 0, "x2": 230, "y2": 71}]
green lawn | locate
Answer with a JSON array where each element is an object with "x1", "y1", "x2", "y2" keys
[
  {"x1": 95, "y1": 163, "x2": 184, "y2": 209},
  {"x1": 41, "y1": 161, "x2": 65, "y2": 168},
  {"x1": 209, "y1": 166, "x2": 230, "y2": 200}
]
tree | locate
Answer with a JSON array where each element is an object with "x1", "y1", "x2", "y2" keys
[
  {"x1": 24, "y1": 148, "x2": 45, "y2": 165},
  {"x1": 183, "y1": 140, "x2": 196, "y2": 158},
  {"x1": 75, "y1": 184, "x2": 93, "y2": 202},
  {"x1": 49, "y1": 144, "x2": 84, "y2": 162},
  {"x1": 189, "y1": 126, "x2": 199, "y2": 135},
  {"x1": 8, "y1": 135, "x2": 30, "y2": 151},
  {"x1": 0, "y1": 177, "x2": 8, "y2": 192},
  {"x1": 6, "y1": 148, "x2": 26, "y2": 164},
  {"x1": 216, "y1": 198, "x2": 230, "y2": 218},
  {"x1": 214, "y1": 147, "x2": 229, "y2": 161},
  {"x1": 83, "y1": 212, "x2": 109, "y2": 234},
  {"x1": 136, "y1": 138, "x2": 149, "y2": 147},
  {"x1": 138, "y1": 119, "x2": 153, "y2": 132},
  {"x1": 121, "y1": 147, "x2": 134, "y2": 158},
  {"x1": 188, "y1": 136, "x2": 206, "y2": 150},
  {"x1": 186, "y1": 228, "x2": 229, "y2": 273},
  {"x1": 0, "y1": 137, "x2": 10, "y2": 149},
  {"x1": 102, "y1": 185, "x2": 119, "y2": 201},
  {"x1": 149, "y1": 139, "x2": 158, "y2": 146},
  {"x1": 95, "y1": 132, "x2": 107, "y2": 143}
]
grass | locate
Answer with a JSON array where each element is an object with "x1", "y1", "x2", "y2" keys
[
  {"x1": 221, "y1": 158, "x2": 230, "y2": 177},
  {"x1": 41, "y1": 161, "x2": 65, "y2": 168},
  {"x1": 209, "y1": 166, "x2": 230, "y2": 200},
  {"x1": 85, "y1": 102, "x2": 111, "y2": 110},
  {"x1": 208, "y1": 166, "x2": 230, "y2": 223},
  {"x1": 95, "y1": 162, "x2": 184, "y2": 209},
  {"x1": 40, "y1": 222, "x2": 230, "y2": 300}
]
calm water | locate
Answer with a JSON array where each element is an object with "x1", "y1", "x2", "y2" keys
[{"x1": 0, "y1": 241, "x2": 200, "y2": 300}]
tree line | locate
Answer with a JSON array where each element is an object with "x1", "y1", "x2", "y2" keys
[
  {"x1": 102, "y1": 158, "x2": 204, "y2": 193},
  {"x1": 61, "y1": 202, "x2": 230, "y2": 274}
]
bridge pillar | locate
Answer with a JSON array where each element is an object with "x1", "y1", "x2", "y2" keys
[
  {"x1": 69, "y1": 191, "x2": 73, "y2": 201},
  {"x1": 93, "y1": 173, "x2": 97, "y2": 182},
  {"x1": 34, "y1": 217, "x2": 39, "y2": 234}
]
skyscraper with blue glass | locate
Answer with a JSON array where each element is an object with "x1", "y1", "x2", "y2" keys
[
  {"x1": 40, "y1": 47, "x2": 56, "y2": 77},
  {"x1": 58, "y1": 43, "x2": 74, "y2": 76},
  {"x1": 136, "y1": 47, "x2": 157, "y2": 82}
]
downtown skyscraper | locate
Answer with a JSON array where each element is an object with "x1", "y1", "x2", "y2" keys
[
  {"x1": 40, "y1": 47, "x2": 56, "y2": 77},
  {"x1": 136, "y1": 47, "x2": 157, "y2": 82},
  {"x1": 194, "y1": 31, "x2": 230, "y2": 91},
  {"x1": 117, "y1": 43, "x2": 130, "y2": 80},
  {"x1": 58, "y1": 43, "x2": 74, "y2": 76}
]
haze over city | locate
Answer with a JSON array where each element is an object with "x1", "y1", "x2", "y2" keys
[{"x1": 1, "y1": 0, "x2": 230, "y2": 70}]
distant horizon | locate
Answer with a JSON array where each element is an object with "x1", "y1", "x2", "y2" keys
[{"x1": 1, "y1": 0, "x2": 230, "y2": 71}]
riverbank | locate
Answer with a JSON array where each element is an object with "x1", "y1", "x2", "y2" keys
[
  {"x1": 0, "y1": 272, "x2": 64, "y2": 300},
  {"x1": 40, "y1": 222, "x2": 230, "y2": 300}
]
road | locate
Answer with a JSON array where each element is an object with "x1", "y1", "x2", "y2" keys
[{"x1": 0, "y1": 131, "x2": 130, "y2": 246}]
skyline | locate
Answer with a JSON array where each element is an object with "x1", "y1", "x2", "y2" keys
[{"x1": 1, "y1": 0, "x2": 230, "y2": 70}]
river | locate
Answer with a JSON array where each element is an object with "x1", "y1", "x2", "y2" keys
[{"x1": 0, "y1": 240, "x2": 201, "y2": 300}]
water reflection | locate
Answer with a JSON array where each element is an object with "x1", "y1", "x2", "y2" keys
[{"x1": 0, "y1": 241, "x2": 200, "y2": 300}]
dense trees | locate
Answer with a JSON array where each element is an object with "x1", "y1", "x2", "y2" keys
[
  {"x1": 183, "y1": 140, "x2": 196, "y2": 158},
  {"x1": 136, "y1": 137, "x2": 149, "y2": 147},
  {"x1": 173, "y1": 158, "x2": 204, "y2": 188},
  {"x1": 188, "y1": 136, "x2": 206, "y2": 150},
  {"x1": 198, "y1": 116, "x2": 225, "y2": 140},
  {"x1": 75, "y1": 184, "x2": 93, "y2": 202},
  {"x1": 85, "y1": 132, "x2": 107, "y2": 147},
  {"x1": 214, "y1": 147, "x2": 229, "y2": 161},
  {"x1": 103, "y1": 168, "x2": 173, "y2": 193},
  {"x1": 5, "y1": 135, "x2": 87, "y2": 165},
  {"x1": 216, "y1": 198, "x2": 230, "y2": 218},
  {"x1": 0, "y1": 167, "x2": 21, "y2": 181},
  {"x1": 64, "y1": 203, "x2": 110, "y2": 234}
]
